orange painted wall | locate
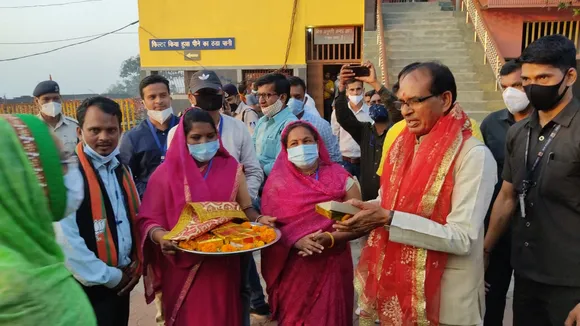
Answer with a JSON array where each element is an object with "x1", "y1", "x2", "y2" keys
[{"x1": 481, "y1": 8, "x2": 578, "y2": 58}]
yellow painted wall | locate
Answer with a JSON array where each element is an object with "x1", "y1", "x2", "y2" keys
[{"x1": 138, "y1": 0, "x2": 364, "y2": 68}]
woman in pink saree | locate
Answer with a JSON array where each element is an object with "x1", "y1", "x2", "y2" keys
[
  {"x1": 136, "y1": 109, "x2": 271, "y2": 326},
  {"x1": 261, "y1": 121, "x2": 363, "y2": 325}
]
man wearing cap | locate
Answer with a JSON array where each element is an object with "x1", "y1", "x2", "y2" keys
[
  {"x1": 167, "y1": 70, "x2": 263, "y2": 199},
  {"x1": 33, "y1": 80, "x2": 78, "y2": 157},
  {"x1": 224, "y1": 83, "x2": 259, "y2": 135}
]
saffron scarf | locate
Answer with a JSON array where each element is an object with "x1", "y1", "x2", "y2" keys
[
  {"x1": 76, "y1": 142, "x2": 142, "y2": 277},
  {"x1": 356, "y1": 104, "x2": 472, "y2": 325}
]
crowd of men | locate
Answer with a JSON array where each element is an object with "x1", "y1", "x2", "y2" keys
[{"x1": 29, "y1": 34, "x2": 580, "y2": 325}]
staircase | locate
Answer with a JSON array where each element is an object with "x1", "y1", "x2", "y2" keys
[{"x1": 375, "y1": 1, "x2": 504, "y2": 122}]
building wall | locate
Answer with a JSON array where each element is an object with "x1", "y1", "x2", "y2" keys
[
  {"x1": 138, "y1": 0, "x2": 364, "y2": 69},
  {"x1": 481, "y1": 8, "x2": 578, "y2": 58}
]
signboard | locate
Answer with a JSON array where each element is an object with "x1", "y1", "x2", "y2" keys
[
  {"x1": 149, "y1": 38, "x2": 235, "y2": 51},
  {"x1": 313, "y1": 27, "x2": 354, "y2": 45},
  {"x1": 184, "y1": 51, "x2": 201, "y2": 61}
]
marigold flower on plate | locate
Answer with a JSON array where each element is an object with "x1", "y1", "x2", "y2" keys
[
  {"x1": 259, "y1": 228, "x2": 277, "y2": 243},
  {"x1": 221, "y1": 244, "x2": 237, "y2": 252},
  {"x1": 199, "y1": 242, "x2": 219, "y2": 252}
]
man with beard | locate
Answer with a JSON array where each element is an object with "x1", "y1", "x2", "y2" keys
[
  {"x1": 484, "y1": 34, "x2": 580, "y2": 326},
  {"x1": 120, "y1": 75, "x2": 179, "y2": 197},
  {"x1": 56, "y1": 96, "x2": 142, "y2": 326}
]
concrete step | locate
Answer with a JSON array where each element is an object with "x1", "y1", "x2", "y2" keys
[
  {"x1": 389, "y1": 56, "x2": 472, "y2": 66},
  {"x1": 386, "y1": 22, "x2": 460, "y2": 30},
  {"x1": 385, "y1": 41, "x2": 468, "y2": 51},
  {"x1": 384, "y1": 28, "x2": 464, "y2": 39},
  {"x1": 389, "y1": 64, "x2": 477, "y2": 75},
  {"x1": 459, "y1": 101, "x2": 494, "y2": 112},
  {"x1": 385, "y1": 35, "x2": 466, "y2": 44},
  {"x1": 383, "y1": 11, "x2": 454, "y2": 19},
  {"x1": 382, "y1": 2, "x2": 443, "y2": 12},
  {"x1": 384, "y1": 17, "x2": 457, "y2": 25},
  {"x1": 387, "y1": 48, "x2": 469, "y2": 58},
  {"x1": 457, "y1": 90, "x2": 485, "y2": 101},
  {"x1": 464, "y1": 111, "x2": 491, "y2": 123}
]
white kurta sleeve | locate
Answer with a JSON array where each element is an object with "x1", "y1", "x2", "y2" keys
[{"x1": 388, "y1": 145, "x2": 497, "y2": 255}]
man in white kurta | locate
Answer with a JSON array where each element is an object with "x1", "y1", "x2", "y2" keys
[{"x1": 334, "y1": 62, "x2": 496, "y2": 326}]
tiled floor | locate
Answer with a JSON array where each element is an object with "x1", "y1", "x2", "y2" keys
[{"x1": 129, "y1": 240, "x2": 514, "y2": 325}]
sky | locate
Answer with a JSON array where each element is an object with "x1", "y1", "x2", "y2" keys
[{"x1": 0, "y1": 0, "x2": 139, "y2": 98}]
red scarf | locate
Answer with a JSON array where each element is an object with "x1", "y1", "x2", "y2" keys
[
  {"x1": 76, "y1": 142, "x2": 143, "y2": 277},
  {"x1": 356, "y1": 104, "x2": 471, "y2": 325}
]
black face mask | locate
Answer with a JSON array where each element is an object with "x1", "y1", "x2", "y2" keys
[
  {"x1": 229, "y1": 103, "x2": 238, "y2": 112},
  {"x1": 523, "y1": 74, "x2": 569, "y2": 112},
  {"x1": 195, "y1": 94, "x2": 223, "y2": 111}
]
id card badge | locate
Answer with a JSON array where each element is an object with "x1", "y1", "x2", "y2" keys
[{"x1": 519, "y1": 193, "x2": 526, "y2": 218}]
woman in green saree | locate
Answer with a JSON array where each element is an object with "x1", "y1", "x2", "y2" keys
[{"x1": 0, "y1": 114, "x2": 96, "y2": 325}]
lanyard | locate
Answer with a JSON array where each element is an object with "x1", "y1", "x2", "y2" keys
[
  {"x1": 314, "y1": 168, "x2": 319, "y2": 181},
  {"x1": 203, "y1": 159, "x2": 213, "y2": 180},
  {"x1": 523, "y1": 124, "x2": 561, "y2": 183},
  {"x1": 146, "y1": 116, "x2": 177, "y2": 161},
  {"x1": 519, "y1": 124, "x2": 561, "y2": 217},
  {"x1": 218, "y1": 115, "x2": 223, "y2": 137}
]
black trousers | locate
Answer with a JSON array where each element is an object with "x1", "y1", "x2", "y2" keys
[
  {"x1": 484, "y1": 240, "x2": 513, "y2": 326},
  {"x1": 83, "y1": 285, "x2": 130, "y2": 326},
  {"x1": 513, "y1": 274, "x2": 580, "y2": 326}
]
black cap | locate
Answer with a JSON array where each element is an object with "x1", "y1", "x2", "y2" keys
[
  {"x1": 189, "y1": 70, "x2": 222, "y2": 94},
  {"x1": 223, "y1": 84, "x2": 238, "y2": 98},
  {"x1": 33, "y1": 80, "x2": 60, "y2": 97}
]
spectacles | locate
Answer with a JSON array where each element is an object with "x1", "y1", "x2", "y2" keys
[
  {"x1": 393, "y1": 94, "x2": 438, "y2": 111},
  {"x1": 256, "y1": 92, "x2": 278, "y2": 100}
]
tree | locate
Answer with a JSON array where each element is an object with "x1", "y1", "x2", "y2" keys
[
  {"x1": 106, "y1": 55, "x2": 185, "y2": 97},
  {"x1": 106, "y1": 55, "x2": 140, "y2": 96}
]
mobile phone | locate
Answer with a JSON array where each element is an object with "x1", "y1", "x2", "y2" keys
[{"x1": 350, "y1": 65, "x2": 370, "y2": 77}]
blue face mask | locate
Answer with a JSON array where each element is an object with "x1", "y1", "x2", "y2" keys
[
  {"x1": 188, "y1": 140, "x2": 220, "y2": 162},
  {"x1": 369, "y1": 104, "x2": 389, "y2": 122},
  {"x1": 287, "y1": 144, "x2": 319, "y2": 169},
  {"x1": 83, "y1": 143, "x2": 120, "y2": 165},
  {"x1": 287, "y1": 98, "x2": 306, "y2": 116}
]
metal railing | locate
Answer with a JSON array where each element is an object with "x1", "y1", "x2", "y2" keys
[
  {"x1": 480, "y1": 0, "x2": 580, "y2": 8},
  {"x1": 0, "y1": 98, "x2": 145, "y2": 132},
  {"x1": 523, "y1": 20, "x2": 580, "y2": 51},
  {"x1": 376, "y1": 0, "x2": 389, "y2": 86},
  {"x1": 462, "y1": 0, "x2": 506, "y2": 91}
]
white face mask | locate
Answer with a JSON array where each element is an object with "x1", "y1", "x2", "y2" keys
[
  {"x1": 147, "y1": 107, "x2": 173, "y2": 124},
  {"x1": 262, "y1": 99, "x2": 284, "y2": 118},
  {"x1": 348, "y1": 94, "x2": 364, "y2": 105},
  {"x1": 40, "y1": 102, "x2": 62, "y2": 117},
  {"x1": 83, "y1": 142, "x2": 120, "y2": 165},
  {"x1": 502, "y1": 87, "x2": 530, "y2": 114},
  {"x1": 63, "y1": 163, "x2": 84, "y2": 218}
]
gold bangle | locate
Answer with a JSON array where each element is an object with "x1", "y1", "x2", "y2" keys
[{"x1": 324, "y1": 232, "x2": 335, "y2": 249}]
